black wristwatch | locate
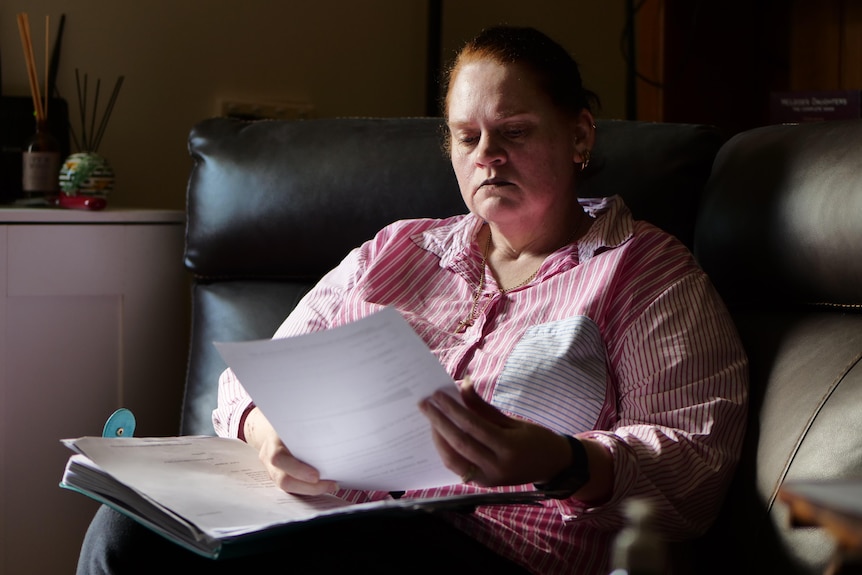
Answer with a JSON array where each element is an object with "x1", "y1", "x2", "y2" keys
[{"x1": 534, "y1": 435, "x2": 591, "y2": 499}]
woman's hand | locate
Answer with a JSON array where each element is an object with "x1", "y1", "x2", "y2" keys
[
  {"x1": 242, "y1": 407, "x2": 339, "y2": 495},
  {"x1": 418, "y1": 377, "x2": 574, "y2": 488}
]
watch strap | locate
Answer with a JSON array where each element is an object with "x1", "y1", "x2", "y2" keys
[{"x1": 534, "y1": 434, "x2": 590, "y2": 499}]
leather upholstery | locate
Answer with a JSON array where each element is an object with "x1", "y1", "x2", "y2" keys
[
  {"x1": 696, "y1": 120, "x2": 862, "y2": 307},
  {"x1": 691, "y1": 119, "x2": 862, "y2": 575},
  {"x1": 185, "y1": 117, "x2": 721, "y2": 281}
]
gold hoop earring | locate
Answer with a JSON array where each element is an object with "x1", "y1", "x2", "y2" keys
[{"x1": 580, "y1": 149, "x2": 591, "y2": 171}]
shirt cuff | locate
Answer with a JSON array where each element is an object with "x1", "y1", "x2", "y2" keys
[{"x1": 232, "y1": 398, "x2": 256, "y2": 441}]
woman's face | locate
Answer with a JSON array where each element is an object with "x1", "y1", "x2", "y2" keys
[{"x1": 446, "y1": 59, "x2": 591, "y2": 229}]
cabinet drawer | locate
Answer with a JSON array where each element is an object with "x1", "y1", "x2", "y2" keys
[{"x1": 7, "y1": 225, "x2": 124, "y2": 296}]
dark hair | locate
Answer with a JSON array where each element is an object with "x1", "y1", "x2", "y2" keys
[{"x1": 441, "y1": 26, "x2": 600, "y2": 119}]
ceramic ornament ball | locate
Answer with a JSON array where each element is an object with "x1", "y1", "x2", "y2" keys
[{"x1": 59, "y1": 152, "x2": 115, "y2": 198}]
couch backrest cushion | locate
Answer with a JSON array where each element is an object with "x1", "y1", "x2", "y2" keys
[
  {"x1": 181, "y1": 117, "x2": 723, "y2": 435},
  {"x1": 695, "y1": 119, "x2": 862, "y2": 309},
  {"x1": 185, "y1": 118, "x2": 724, "y2": 280},
  {"x1": 181, "y1": 281, "x2": 310, "y2": 436},
  {"x1": 185, "y1": 118, "x2": 462, "y2": 281}
]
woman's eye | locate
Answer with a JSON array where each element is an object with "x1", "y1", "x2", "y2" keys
[{"x1": 504, "y1": 127, "x2": 526, "y2": 139}]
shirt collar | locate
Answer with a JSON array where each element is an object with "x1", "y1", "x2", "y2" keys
[
  {"x1": 578, "y1": 195, "x2": 634, "y2": 262},
  {"x1": 412, "y1": 195, "x2": 635, "y2": 268}
]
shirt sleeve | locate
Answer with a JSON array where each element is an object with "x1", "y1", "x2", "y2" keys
[
  {"x1": 563, "y1": 270, "x2": 749, "y2": 538},
  {"x1": 211, "y1": 367, "x2": 255, "y2": 439}
]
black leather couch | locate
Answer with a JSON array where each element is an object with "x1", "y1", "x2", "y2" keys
[{"x1": 181, "y1": 117, "x2": 862, "y2": 574}]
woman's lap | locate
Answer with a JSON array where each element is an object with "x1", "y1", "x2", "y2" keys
[{"x1": 77, "y1": 505, "x2": 530, "y2": 574}]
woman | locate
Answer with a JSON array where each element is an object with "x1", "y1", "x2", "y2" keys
[{"x1": 78, "y1": 26, "x2": 748, "y2": 575}]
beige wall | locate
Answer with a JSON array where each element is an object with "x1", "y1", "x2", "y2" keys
[
  {"x1": 440, "y1": 3, "x2": 626, "y2": 119},
  {"x1": 1, "y1": 1, "x2": 626, "y2": 210}
]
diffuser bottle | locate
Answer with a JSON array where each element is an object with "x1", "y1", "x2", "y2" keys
[
  {"x1": 609, "y1": 498, "x2": 667, "y2": 575},
  {"x1": 21, "y1": 119, "x2": 61, "y2": 201}
]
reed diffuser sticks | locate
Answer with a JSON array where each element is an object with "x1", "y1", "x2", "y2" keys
[
  {"x1": 73, "y1": 70, "x2": 125, "y2": 153},
  {"x1": 18, "y1": 11, "x2": 124, "y2": 154},
  {"x1": 16, "y1": 12, "x2": 50, "y2": 123}
]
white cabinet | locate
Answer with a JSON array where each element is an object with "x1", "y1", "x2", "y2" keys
[{"x1": 0, "y1": 208, "x2": 189, "y2": 575}]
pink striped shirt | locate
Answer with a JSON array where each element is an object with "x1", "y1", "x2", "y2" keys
[{"x1": 213, "y1": 195, "x2": 748, "y2": 575}]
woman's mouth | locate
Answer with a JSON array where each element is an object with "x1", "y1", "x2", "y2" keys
[{"x1": 479, "y1": 177, "x2": 512, "y2": 189}]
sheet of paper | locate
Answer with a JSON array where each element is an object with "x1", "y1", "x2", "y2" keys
[
  {"x1": 214, "y1": 306, "x2": 462, "y2": 491},
  {"x1": 62, "y1": 436, "x2": 354, "y2": 537},
  {"x1": 782, "y1": 478, "x2": 862, "y2": 518}
]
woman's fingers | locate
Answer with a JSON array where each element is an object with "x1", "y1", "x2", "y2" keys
[
  {"x1": 246, "y1": 407, "x2": 338, "y2": 495},
  {"x1": 419, "y1": 391, "x2": 499, "y2": 485},
  {"x1": 423, "y1": 384, "x2": 511, "y2": 451},
  {"x1": 459, "y1": 376, "x2": 514, "y2": 427},
  {"x1": 268, "y1": 464, "x2": 339, "y2": 495},
  {"x1": 425, "y1": 419, "x2": 486, "y2": 484},
  {"x1": 258, "y1": 438, "x2": 339, "y2": 495},
  {"x1": 420, "y1": 381, "x2": 573, "y2": 487}
]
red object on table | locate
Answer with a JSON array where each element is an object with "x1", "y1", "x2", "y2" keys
[{"x1": 56, "y1": 195, "x2": 107, "y2": 211}]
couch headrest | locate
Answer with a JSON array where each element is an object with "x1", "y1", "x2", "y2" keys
[
  {"x1": 695, "y1": 119, "x2": 862, "y2": 309},
  {"x1": 185, "y1": 117, "x2": 463, "y2": 280},
  {"x1": 185, "y1": 117, "x2": 723, "y2": 280}
]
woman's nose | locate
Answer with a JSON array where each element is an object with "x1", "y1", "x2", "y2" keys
[{"x1": 476, "y1": 133, "x2": 506, "y2": 166}]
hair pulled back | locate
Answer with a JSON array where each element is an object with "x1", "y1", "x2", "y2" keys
[{"x1": 442, "y1": 26, "x2": 600, "y2": 120}]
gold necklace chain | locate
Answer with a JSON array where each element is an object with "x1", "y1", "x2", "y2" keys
[
  {"x1": 453, "y1": 230, "x2": 546, "y2": 333},
  {"x1": 454, "y1": 216, "x2": 593, "y2": 334},
  {"x1": 454, "y1": 246, "x2": 488, "y2": 333},
  {"x1": 488, "y1": 232, "x2": 540, "y2": 295}
]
